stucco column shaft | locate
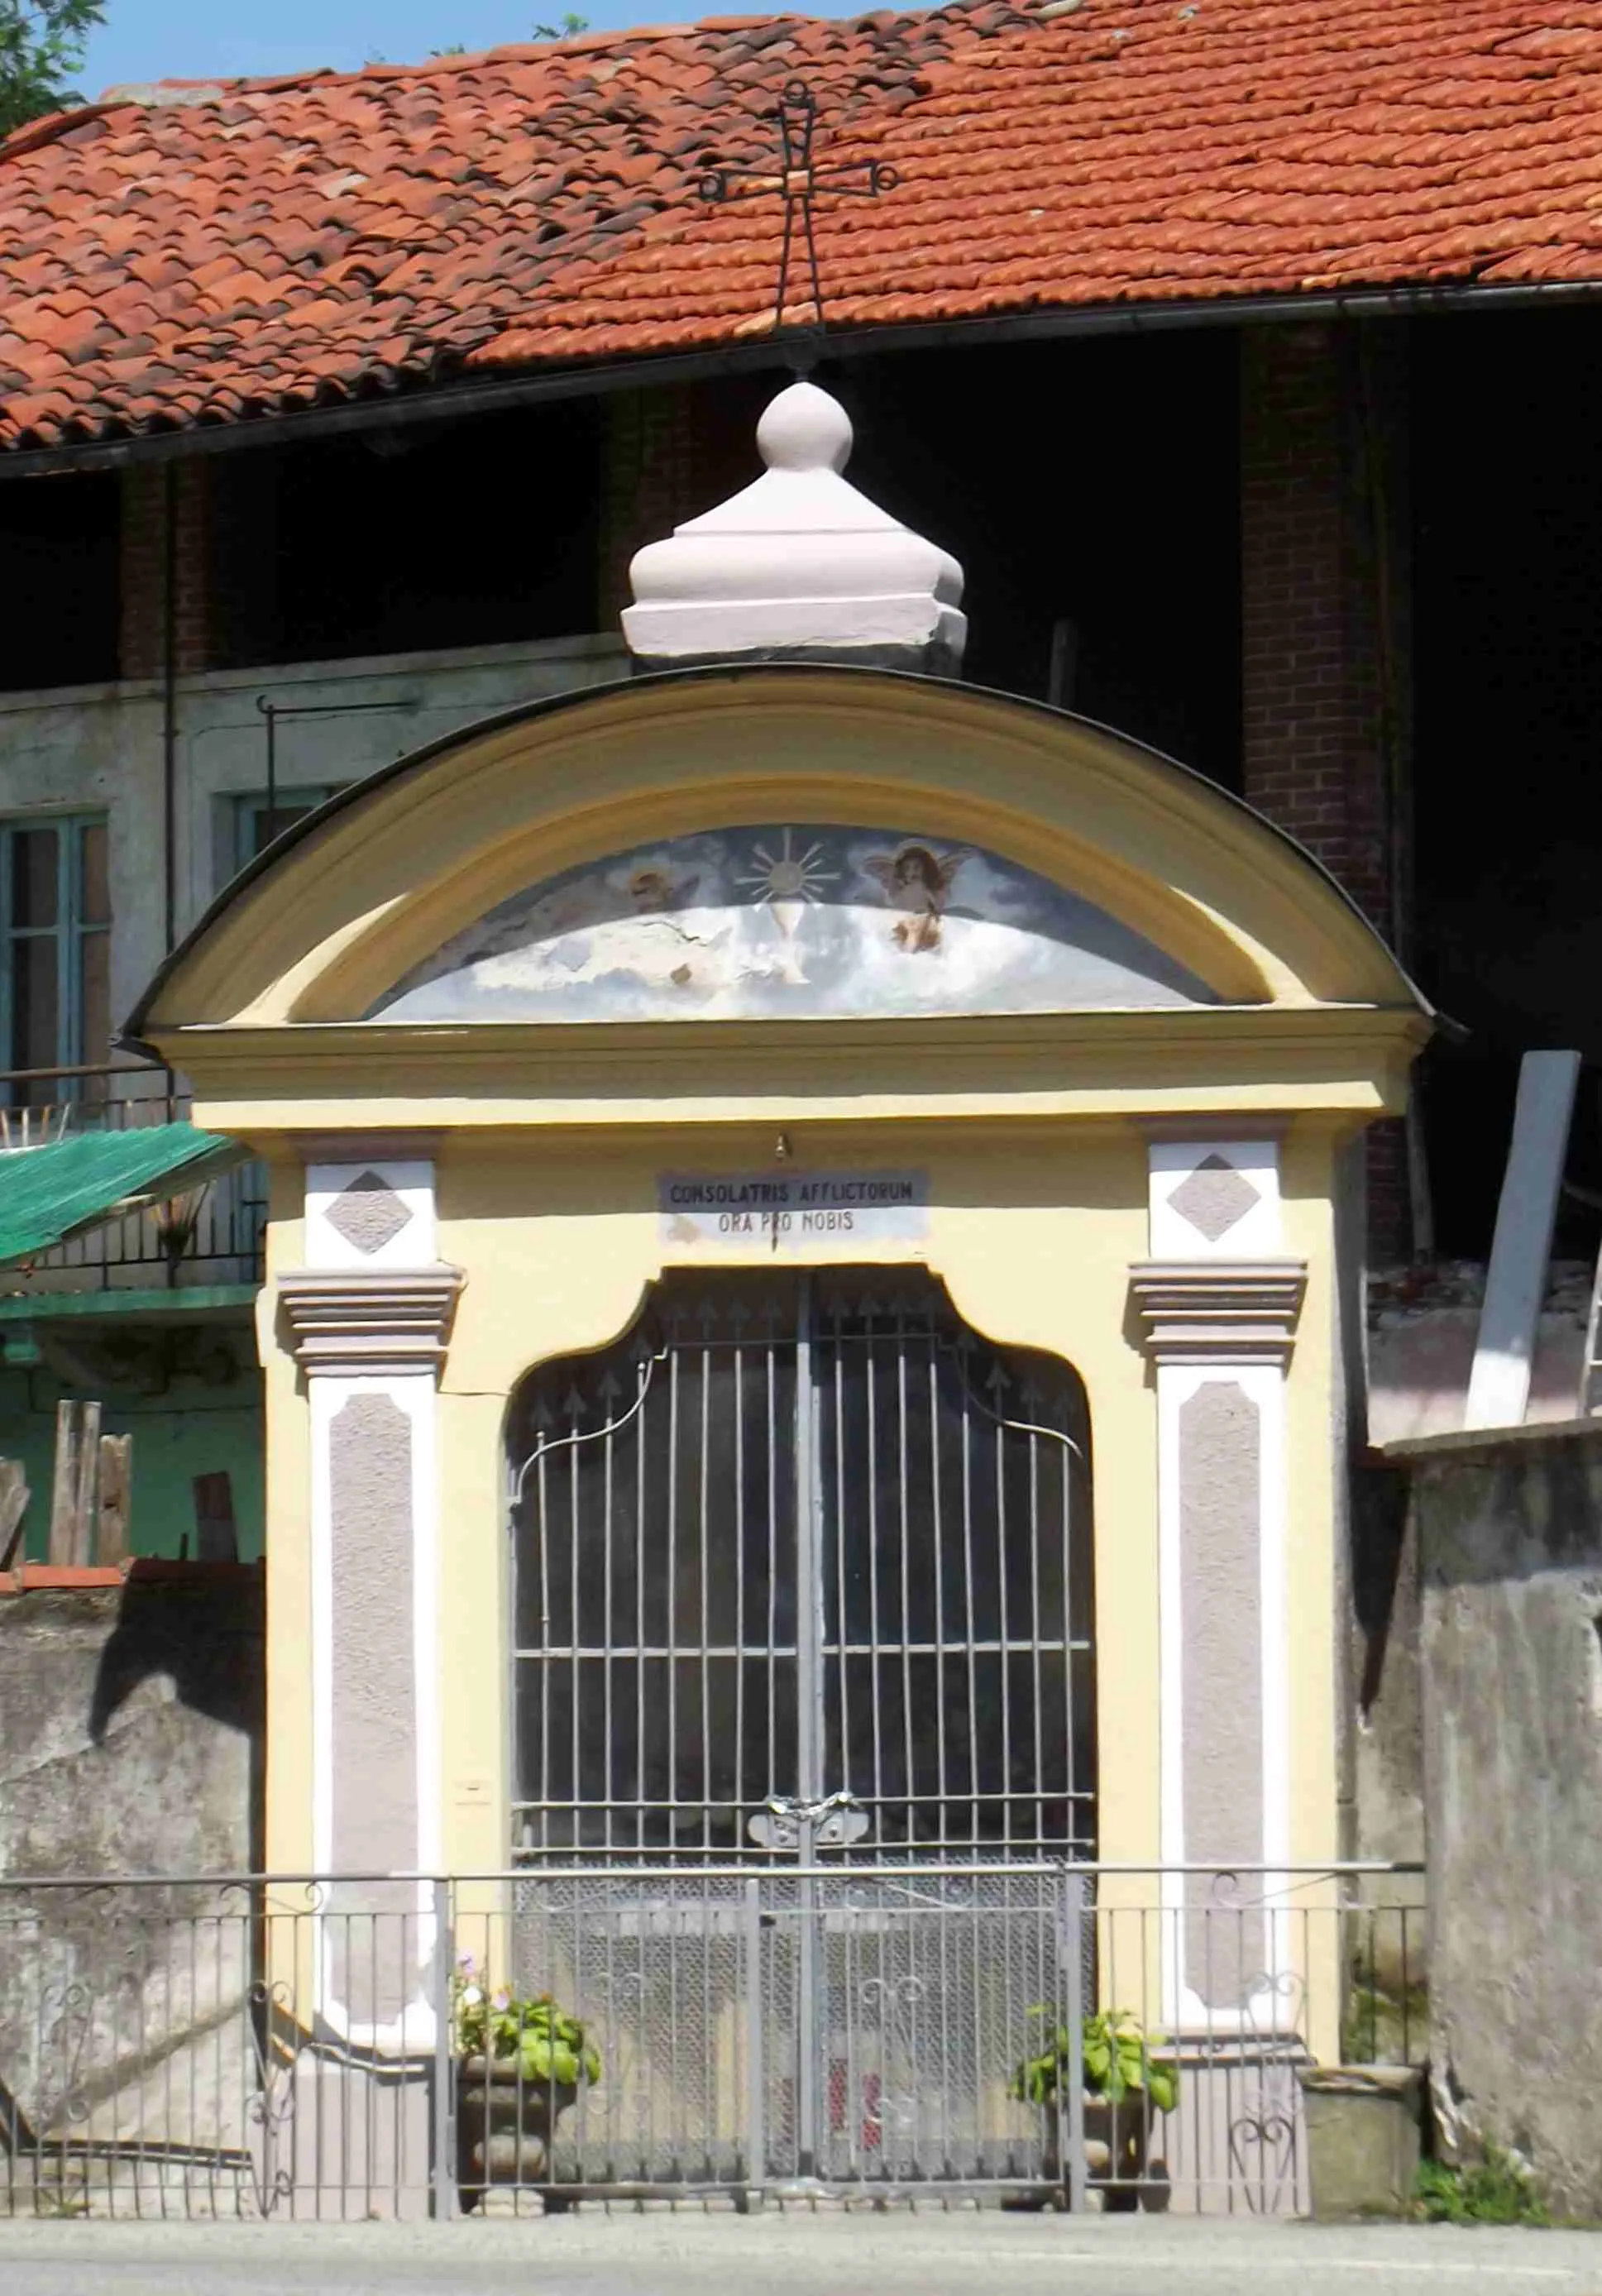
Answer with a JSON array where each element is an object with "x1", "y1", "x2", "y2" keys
[
  {"x1": 1131, "y1": 1138, "x2": 1307, "y2": 2030},
  {"x1": 279, "y1": 1157, "x2": 462, "y2": 2045}
]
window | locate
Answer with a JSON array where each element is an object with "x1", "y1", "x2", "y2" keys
[
  {"x1": 232, "y1": 786, "x2": 346, "y2": 874},
  {"x1": 0, "y1": 816, "x2": 110, "y2": 1100}
]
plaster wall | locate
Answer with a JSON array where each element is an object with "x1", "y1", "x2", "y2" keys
[
  {"x1": 1356, "y1": 1266, "x2": 1591, "y2": 1900},
  {"x1": 0, "y1": 1576, "x2": 263, "y2": 2171},
  {"x1": 257, "y1": 1117, "x2": 1344, "y2": 1901},
  {"x1": 0, "y1": 1354, "x2": 263, "y2": 1563},
  {"x1": 0, "y1": 1574, "x2": 261, "y2": 1873},
  {"x1": 1407, "y1": 1418, "x2": 1602, "y2": 2214},
  {"x1": 0, "y1": 633, "x2": 623, "y2": 1050}
]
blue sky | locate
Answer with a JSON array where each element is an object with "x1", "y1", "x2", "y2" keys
[{"x1": 79, "y1": 0, "x2": 860, "y2": 93}]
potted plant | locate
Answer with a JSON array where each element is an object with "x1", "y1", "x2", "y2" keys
[
  {"x1": 452, "y1": 1952, "x2": 602, "y2": 2212},
  {"x1": 1010, "y1": 2007, "x2": 1179, "y2": 2211}
]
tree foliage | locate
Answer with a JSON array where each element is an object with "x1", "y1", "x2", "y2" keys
[{"x1": 0, "y1": 0, "x2": 103, "y2": 139}]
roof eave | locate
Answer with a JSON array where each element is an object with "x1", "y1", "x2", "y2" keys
[{"x1": 2, "y1": 270, "x2": 1600, "y2": 481}]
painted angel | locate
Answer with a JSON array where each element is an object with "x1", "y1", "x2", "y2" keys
[{"x1": 863, "y1": 842, "x2": 967, "y2": 954}]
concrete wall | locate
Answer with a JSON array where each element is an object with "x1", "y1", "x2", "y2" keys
[
  {"x1": 1351, "y1": 1263, "x2": 1595, "y2": 1884},
  {"x1": 1401, "y1": 1417, "x2": 1602, "y2": 2213},
  {"x1": 0, "y1": 1573, "x2": 264, "y2": 2195},
  {"x1": 0, "y1": 1571, "x2": 262, "y2": 1873},
  {"x1": 0, "y1": 630, "x2": 625, "y2": 1046}
]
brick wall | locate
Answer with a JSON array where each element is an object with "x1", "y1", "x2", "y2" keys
[
  {"x1": 599, "y1": 373, "x2": 771, "y2": 632},
  {"x1": 1241, "y1": 323, "x2": 1397, "y2": 930},
  {"x1": 1241, "y1": 320, "x2": 1414, "y2": 1263},
  {"x1": 118, "y1": 460, "x2": 216, "y2": 680}
]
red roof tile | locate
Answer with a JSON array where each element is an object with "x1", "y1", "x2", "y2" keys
[{"x1": 2, "y1": 0, "x2": 1602, "y2": 451}]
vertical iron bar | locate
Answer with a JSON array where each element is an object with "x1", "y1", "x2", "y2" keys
[
  {"x1": 264, "y1": 700, "x2": 277, "y2": 840},
  {"x1": 537, "y1": 1448, "x2": 551, "y2": 1858},
  {"x1": 570, "y1": 1420, "x2": 581, "y2": 1825},
  {"x1": 930, "y1": 1330, "x2": 947, "y2": 1853},
  {"x1": 637, "y1": 1362, "x2": 648, "y2": 1859},
  {"x1": 794, "y1": 1273, "x2": 821, "y2": 1806},
  {"x1": 897, "y1": 1300, "x2": 915, "y2": 1840},
  {"x1": 995, "y1": 1416, "x2": 1011, "y2": 1851},
  {"x1": 833, "y1": 1299, "x2": 849, "y2": 1815},
  {"x1": 700, "y1": 1320, "x2": 713, "y2": 1854},
  {"x1": 734, "y1": 1323, "x2": 747, "y2": 1844},
  {"x1": 1029, "y1": 1430, "x2": 1044, "y2": 1852},
  {"x1": 604, "y1": 1385, "x2": 615, "y2": 1858},
  {"x1": 1062, "y1": 1449, "x2": 1076, "y2": 1852},
  {"x1": 668, "y1": 1345, "x2": 681, "y2": 1854},
  {"x1": 766, "y1": 1323, "x2": 778, "y2": 1803},
  {"x1": 865, "y1": 1303, "x2": 884, "y2": 1841},
  {"x1": 744, "y1": 1877, "x2": 766, "y2": 2194},
  {"x1": 793, "y1": 1274, "x2": 821, "y2": 2175},
  {"x1": 960, "y1": 1366, "x2": 979, "y2": 1854},
  {"x1": 431, "y1": 1877, "x2": 455, "y2": 2219}
]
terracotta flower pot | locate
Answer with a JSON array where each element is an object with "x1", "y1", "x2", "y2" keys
[{"x1": 455, "y1": 2055, "x2": 579, "y2": 2212}]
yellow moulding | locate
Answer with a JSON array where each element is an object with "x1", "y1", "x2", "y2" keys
[
  {"x1": 154, "y1": 1009, "x2": 1427, "y2": 1137},
  {"x1": 141, "y1": 673, "x2": 1418, "y2": 1029}
]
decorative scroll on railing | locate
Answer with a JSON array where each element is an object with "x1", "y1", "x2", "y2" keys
[{"x1": 0, "y1": 1863, "x2": 1425, "y2": 2222}]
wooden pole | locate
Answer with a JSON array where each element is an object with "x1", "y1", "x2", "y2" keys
[
  {"x1": 193, "y1": 1471, "x2": 237, "y2": 1565},
  {"x1": 47, "y1": 1400, "x2": 78, "y2": 1567},
  {"x1": 69, "y1": 1400, "x2": 102, "y2": 1570},
  {"x1": 95, "y1": 1435, "x2": 132, "y2": 1568},
  {"x1": 0, "y1": 1460, "x2": 29, "y2": 1572}
]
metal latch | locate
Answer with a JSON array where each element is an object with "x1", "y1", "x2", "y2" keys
[{"x1": 747, "y1": 1789, "x2": 871, "y2": 1849}]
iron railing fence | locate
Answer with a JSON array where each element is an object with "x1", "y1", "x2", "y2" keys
[
  {"x1": 0, "y1": 1064, "x2": 266, "y2": 1293},
  {"x1": 0, "y1": 1863, "x2": 1426, "y2": 2222}
]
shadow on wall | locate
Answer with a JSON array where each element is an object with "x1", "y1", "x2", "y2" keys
[
  {"x1": 0, "y1": 1571, "x2": 265, "y2": 1882},
  {"x1": 88, "y1": 1567, "x2": 264, "y2": 1753}
]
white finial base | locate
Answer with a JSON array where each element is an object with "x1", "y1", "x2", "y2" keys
[{"x1": 623, "y1": 380, "x2": 968, "y2": 672}]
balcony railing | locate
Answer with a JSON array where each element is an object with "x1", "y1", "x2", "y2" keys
[{"x1": 0, "y1": 1064, "x2": 265, "y2": 1296}]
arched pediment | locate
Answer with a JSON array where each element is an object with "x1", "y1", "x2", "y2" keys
[{"x1": 128, "y1": 667, "x2": 1427, "y2": 1049}]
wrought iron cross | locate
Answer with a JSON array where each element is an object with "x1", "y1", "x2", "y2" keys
[{"x1": 698, "y1": 79, "x2": 897, "y2": 341}]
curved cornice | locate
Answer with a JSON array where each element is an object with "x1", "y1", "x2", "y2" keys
[{"x1": 124, "y1": 665, "x2": 1428, "y2": 1044}]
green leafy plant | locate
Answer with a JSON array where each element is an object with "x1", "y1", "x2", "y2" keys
[
  {"x1": 0, "y1": 0, "x2": 104, "y2": 139},
  {"x1": 452, "y1": 1951, "x2": 601, "y2": 2087},
  {"x1": 1414, "y1": 2150, "x2": 1549, "y2": 2227},
  {"x1": 1009, "y1": 2007, "x2": 1179, "y2": 2115}
]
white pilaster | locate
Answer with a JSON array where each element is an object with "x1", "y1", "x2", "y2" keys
[
  {"x1": 281, "y1": 1156, "x2": 463, "y2": 2049},
  {"x1": 1130, "y1": 1136, "x2": 1306, "y2": 2031}
]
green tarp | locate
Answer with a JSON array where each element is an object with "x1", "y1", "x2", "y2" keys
[{"x1": 0, "y1": 1122, "x2": 246, "y2": 1269}]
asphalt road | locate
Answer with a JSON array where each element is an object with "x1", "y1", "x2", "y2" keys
[{"x1": 0, "y1": 2214, "x2": 1600, "y2": 2295}]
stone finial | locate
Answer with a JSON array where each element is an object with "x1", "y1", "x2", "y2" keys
[{"x1": 622, "y1": 379, "x2": 968, "y2": 676}]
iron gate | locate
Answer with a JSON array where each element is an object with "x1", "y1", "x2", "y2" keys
[{"x1": 507, "y1": 1270, "x2": 1094, "y2": 2188}]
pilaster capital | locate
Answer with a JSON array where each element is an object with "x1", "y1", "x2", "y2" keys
[
  {"x1": 277, "y1": 1265, "x2": 464, "y2": 1380},
  {"x1": 1128, "y1": 1259, "x2": 1308, "y2": 1366}
]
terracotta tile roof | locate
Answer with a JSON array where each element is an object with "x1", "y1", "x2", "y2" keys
[{"x1": 3, "y1": 0, "x2": 1602, "y2": 451}]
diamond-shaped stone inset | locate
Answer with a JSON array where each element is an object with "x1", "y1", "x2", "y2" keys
[
  {"x1": 326, "y1": 1170, "x2": 415, "y2": 1256},
  {"x1": 1168, "y1": 1152, "x2": 1260, "y2": 1245}
]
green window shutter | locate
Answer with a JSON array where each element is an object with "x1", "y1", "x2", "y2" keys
[{"x1": 0, "y1": 815, "x2": 111, "y2": 1103}]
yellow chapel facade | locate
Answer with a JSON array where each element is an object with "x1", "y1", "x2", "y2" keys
[{"x1": 125, "y1": 385, "x2": 1427, "y2": 2097}]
